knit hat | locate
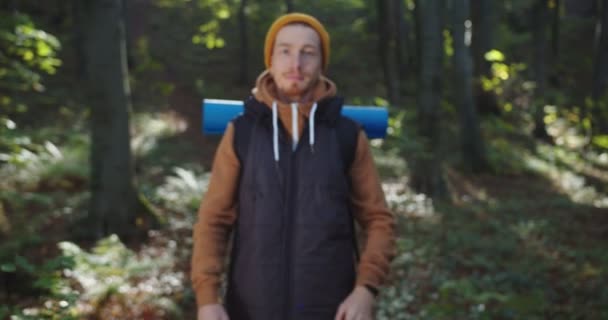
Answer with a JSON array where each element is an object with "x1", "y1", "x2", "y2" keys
[{"x1": 264, "y1": 13, "x2": 330, "y2": 71}]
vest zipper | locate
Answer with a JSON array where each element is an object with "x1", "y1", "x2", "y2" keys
[{"x1": 284, "y1": 125, "x2": 308, "y2": 320}]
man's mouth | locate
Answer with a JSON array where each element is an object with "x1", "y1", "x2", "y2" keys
[{"x1": 284, "y1": 74, "x2": 304, "y2": 81}]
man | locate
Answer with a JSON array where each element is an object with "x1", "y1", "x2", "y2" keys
[{"x1": 191, "y1": 13, "x2": 396, "y2": 320}]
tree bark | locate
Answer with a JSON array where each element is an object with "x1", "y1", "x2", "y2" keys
[
  {"x1": 410, "y1": 0, "x2": 447, "y2": 198},
  {"x1": 376, "y1": 0, "x2": 399, "y2": 104},
  {"x1": 413, "y1": 0, "x2": 422, "y2": 76},
  {"x1": 394, "y1": 0, "x2": 410, "y2": 84},
  {"x1": 551, "y1": 0, "x2": 561, "y2": 66},
  {"x1": 238, "y1": 0, "x2": 249, "y2": 85},
  {"x1": 83, "y1": 0, "x2": 140, "y2": 240},
  {"x1": 592, "y1": 0, "x2": 608, "y2": 133},
  {"x1": 532, "y1": 0, "x2": 553, "y2": 142},
  {"x1": 451, "y1": 0, "x2": 488, "y2": 172},
  {"x1": 71, "y1": 0, "x2": 86, "y2": 78},
  {"x1": 471, "y1": 0, "x2": 502, "y2": 117},
  {"x1": 286, "y1": 0, "x2": 294, "y2": 13},
  {"x1": 471, "y1": 0, "x2": 494, "y2": 79},
  {"x1": 121, "y1": 0, "x2": 135, "y2": 70}
]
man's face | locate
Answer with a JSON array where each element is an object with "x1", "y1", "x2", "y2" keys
[{"x1": 269, "y1": 24, "x2": 322, "y2": 102}]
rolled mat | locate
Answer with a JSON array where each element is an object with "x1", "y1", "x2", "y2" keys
[{"x1": 202, "y1": 99, "x2": 388, "y2": 139}]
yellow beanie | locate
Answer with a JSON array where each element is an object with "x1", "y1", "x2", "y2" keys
[{"x1": 264, "y1": 13, "x2": 330, "y2": 71}]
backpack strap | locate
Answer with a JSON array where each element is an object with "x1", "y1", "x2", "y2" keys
[
  {"x1": 335, "y1": 117, "x2": 363, "y2": 263},
  {"x1": 225, "y1": 114, "x2": 257, "y2": 305},
  {"x1": 335, "y1": 116, "x2": 360, "y2": 173},
  {"x1": 232, "y1": 115, "x2": 255, "y2": 165}
]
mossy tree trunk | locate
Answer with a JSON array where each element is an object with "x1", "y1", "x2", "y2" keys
[
  {"x1": 83, "y1": 0, "x2": 160, "y2": 240},
  {"x1": 451, "y1": 0, "x2": 488, "y2": 172},
  {"x1": 410, "y1": 0, "x2": 447, "y2": 199}
]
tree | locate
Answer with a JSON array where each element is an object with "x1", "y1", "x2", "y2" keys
[
  {"x1": 82, "y1": 0, "x2": 156, "y2": 240},
  {"x1": 592, "y1": 0, "x2": 608, "y2": 133},
  {"x1": 71, "y1": 0, "x2": 86, "y2": 78},
  {"x1": 551, "y1": 0, "x2": 561, "y2": 69},
  {"x1": 238, "y1": 0, "x2": 249, "y2": 85},
  {"x1": 286, "y1": 0, "x2": 294, "y2": 13},
  {"x1": 471, "y1": 0, "x2": 495, "y2": 79},
  {"x1": 376, "y1": 0, "x2": 400, "y2": 104},
  {"x1": 451, "y1": 0, "x2": 488, "y2": 172},
  {"x1": 394, "y1": 0, "x2": 411, "y2": 89},
  {"x1": 410, "y1": 0, "x2": 447, "y2": 198},
  {"x1": 470, "y1": 0, "x2": 503, "y2": 117},
  {"x1": 532, "y1": 0, "x2": 553, "y2": 142}
]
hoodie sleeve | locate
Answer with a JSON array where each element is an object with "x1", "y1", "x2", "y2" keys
[
  {"x1": 350, "y1": 130, "x2": 397, "y2": 292},
  {"x1": 191, "y1": 122, "x2": 240, "y2": 307}
]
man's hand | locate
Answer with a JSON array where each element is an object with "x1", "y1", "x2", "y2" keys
[
  {"x1": 334, "y1": 286, "x2": 376, "y2": 320},
  {"x1": 197, "y1": 304, "x2": 229, "y2": 320}
]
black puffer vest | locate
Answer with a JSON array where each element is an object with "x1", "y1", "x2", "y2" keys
[{"x1": 225, "y1": 96, "x2": 360, "y2": 320}]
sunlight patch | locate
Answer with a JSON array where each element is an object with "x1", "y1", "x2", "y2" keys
[
  {"x1": 383, "y1": 178, "x2": 435, "y2": 218},
  {"x1": 524, "y1": 152, "x2": 608, "y2": 208}
]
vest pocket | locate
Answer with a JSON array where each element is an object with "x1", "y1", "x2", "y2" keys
[
  {"x1": 307, "y1": 182, "x2": 350, "y2": 229},
  {"x1": 292, "y1": 263, "x2": 355, "y2": 311},
  {"x1": 231, "y1": 261, "x2": 284, "y2": 308}
]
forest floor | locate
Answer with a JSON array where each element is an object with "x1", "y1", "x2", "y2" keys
[{"x1": 1, "y1": 104, "x2": 608, "y2": 319}]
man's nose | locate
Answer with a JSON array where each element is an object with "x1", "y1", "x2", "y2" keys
[{"x1": 289, "y1": 52, "x2": 302, "y2": 70}]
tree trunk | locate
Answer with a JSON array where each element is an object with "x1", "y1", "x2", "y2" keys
[
  {"x1": 71, "y1": 0, "x2": 86, "y2": 78},
  {"x1": 551, "y1": 0, "x2": 561, "y2": 66},
  {"x1": 413, "y1": 0, "x2": 422, "y2": 76},
  {"x1": 532, "y1": 0, "x2": 553, "y2": 142},
  {"x1": 471, "y1": 0, "x2": 501, "y2": 117},
  {"x1": 376, "y1": 0, "x2": 399, "y2": 104},
  {"x1": 471, "y1": 0, "x2": 494, "y2": 79},
  {"x1": 451, "y1": 0, "x2": 488, "y2": 173},
  {"x1": 9, "y1": 0, "x2": 18, "y2": 12},
  {"x1": 121, "y1": 0, "x2": 135, "y2": 70},
  {"x1": 83, "y1": 0, "x2": 140, "y2": 240},
  {"x1": 394, "y1": 0, "x2": 409, "y2": 85},
  {"x1": 238, "y1": 0, "x2": 249, "y2": 85},
  {"x1": 286, "y1": 0, "x2": 294, "y2": 13},
  {"x1": 592, "y1": 0, "x2": 608, "y2": 133},
  {"x1": 410, "y1": 0, "x2": 447, "y2": 198}
]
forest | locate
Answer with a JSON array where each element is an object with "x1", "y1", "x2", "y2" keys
[{"x1": 1, "y1": 0, "x2": 607, "y2": 319}]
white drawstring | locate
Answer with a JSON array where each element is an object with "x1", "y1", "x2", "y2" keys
[
  {"x1": 272, "y1": 101, "x2": 317, "y2": 161},
  {"x1": 309, "y1": 102, "x2": 318, "y2": 151},
  {"x1": 272, "y1": 101, "x2": 279, "y2": 162},
  {"x1": 291, "y1": 103, "x2": 298, "y2": 151}
]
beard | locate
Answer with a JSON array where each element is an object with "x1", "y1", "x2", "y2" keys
[
  {"x1": 283, "y1": 81, "x2": 306, "y2": 96},
  {"x1": 277, "y1": 75, "x2": 319, "y2": 102}
]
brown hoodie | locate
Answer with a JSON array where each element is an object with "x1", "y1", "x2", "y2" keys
[{"x1": 190, "y1": 71, "x2": 397, "y2": 307}]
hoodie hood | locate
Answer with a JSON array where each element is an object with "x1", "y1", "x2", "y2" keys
[
  {"x1": 249, "y1": 70, "x2": 339, "y2": 162},
  {"x1": 251, "y1": 70, "x2": 337, "y2": 116}
]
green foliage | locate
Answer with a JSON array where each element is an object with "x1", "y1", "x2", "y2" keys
[
  {"x1": 486, "y1": 137, "x2": 527, "y2": 174},
  {"x1": 155, "y1": 167, "x2": 209, "y2": 215},
  {"x1": 376, "y1": 102, "x2": 608, "y2": 318},
  {"x1": 0, "y1": 12, "x2": 61, "y2": 111},
  {"x1": 592, "y1": 135, "x2": 608, "y2": 149},
  {"x1": 0, "y1": 127, "x2": 90, "y2": 315},
  {"x1": 59, "y1": 235, "x2": 183, "y2": 318},
  {"x1": 443, "y1": 29, "x2": 454, "y2": 58},
  {"x1": 0, "y1": 12, "x2": 64, "y2": 192},
  {"x1": 191, "y1": 0, "x2": 233, "y2": 49},
  {"x1": 3, "y1": 235, "x2": 184, "y2": 319},
  {"x1": 2, "y1": 1, "x2": 608, "y2": 318},
  {"x1": 1, "y1": 254, "x2": 77, "y2": 320},
  {"x1": 381, "y1": 107, "x2": 427, "y2": 175},
  {"x1": 0, "y1": 132, "x2": 88, "y2": 191},
  {"x1": 480, "y1": 50, "x2": 528, "y2": 102}
]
